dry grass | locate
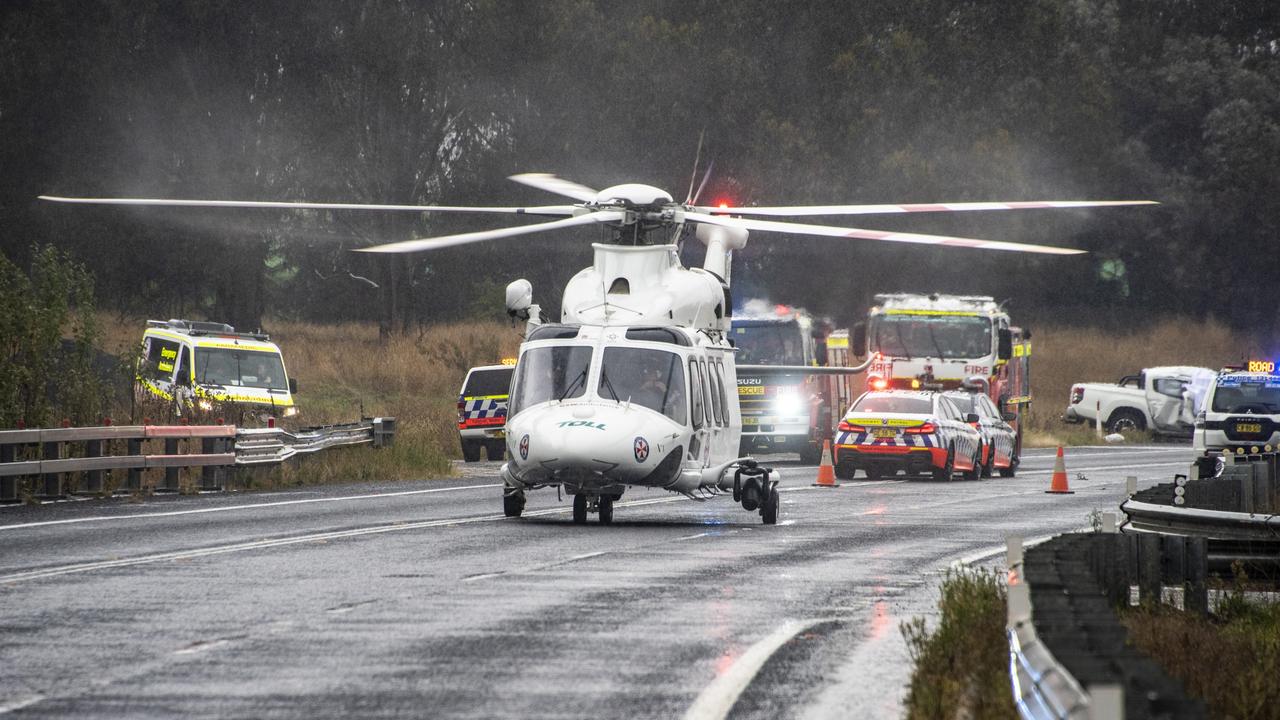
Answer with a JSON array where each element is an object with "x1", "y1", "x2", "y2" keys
[
  {"x1": 1022, "y1": 318, "x2": 1257, "y2": 446},
  {"x1": 95, "y1": 316, "x2": 522, "y2": 485},
  {"x1": 1121, "y1": 599, "x2": 1280, "y2": 718}
]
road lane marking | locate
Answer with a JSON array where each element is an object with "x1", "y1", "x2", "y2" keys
[
  {"x1": 0, "y1": 495, "x2": 697, "y2": 585},
  {"x1": 683, "y1": 619, "x2": 823, "y2": 720},
  {"x1": 0, "y1": 483, "x2": 503, "y2": 532}
]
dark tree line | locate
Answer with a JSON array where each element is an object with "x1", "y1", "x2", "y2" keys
[{"x1": 2, "y1": 1, "x2": 1278, "y2": 334}]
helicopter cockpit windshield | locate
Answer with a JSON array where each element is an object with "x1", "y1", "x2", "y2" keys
[
  {"x1": 509, "y1": 345, "x2": 593, "y2": 415},
  {"x1": 598, "y1": 347, "x2": 687, "y2": 424}
]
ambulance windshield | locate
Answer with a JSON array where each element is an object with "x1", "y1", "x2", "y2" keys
[
  {"x1": 509, "y1": 345, "x2": 593, "y2": 415},
  {"x1": 732, "y1": 320, "x2": 804, "y2": 365},
  {"x1": 869, "y1": 315, "x2": 992, "y2": 360},
  {"x1": 195, "y1": 349, "x2": 287, "y2": 390}
]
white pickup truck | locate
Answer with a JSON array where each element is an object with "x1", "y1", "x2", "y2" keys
[{"x1": 1063, "y1": 366, "x2": 1216, "y2": 436}]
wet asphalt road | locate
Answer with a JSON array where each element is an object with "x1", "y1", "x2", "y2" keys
[{"x1": 0, "y1": 444, "x2": 1196, "y2": 719}]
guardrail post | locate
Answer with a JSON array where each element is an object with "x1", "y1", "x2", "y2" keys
[
  {"x1": 126, "y1": 438, "x2": 142, "y2": 491},
  {"x1": 161, "y1": 437, "x2": 180, "y2": 491},
  {"x1": 1138, "y1": 534, "x2": 1162, "y2": 606},
  {"x1": 85, "y1": 437, "x2": 103, "y2": 493},
  {"x1": 1103, "y1": 534, "x2": 1133, "y2": 607},
  {"x1": 0, "y1": 441, "x2": 15, "y2": 501},
  {"x1": 1185, "y1": 537, "x2": 1208, "y2": 617},
  {"x1": 372, "y1": 417, "x2": 396, "y2": 448},
  {"x1": 1161, "y1": 535, "x2": 1186, "y2": 608},
  {"x1": 1125, "y1": 475, "x2": 1137, "y2": 497},
  {"x1": 40, "y1": 437, "x2": 61, "y2": 498}
]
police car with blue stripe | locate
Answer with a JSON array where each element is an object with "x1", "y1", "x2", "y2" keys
[
  {"x1": 458, "y1": 363, "x2": 515, "y2": 462},
  {"x1": 834, "y1": 390, "x2": 983, "y2": 481}
]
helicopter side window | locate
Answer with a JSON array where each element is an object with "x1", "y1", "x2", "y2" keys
[
  {"x1": 509, "y1": 345, "x2": 593, "y2": 416},
  {"x1": 706, "y1": 358, "x2": 716, "y2": 425},
  {"x1": 708, "y1": 361, "x2": 724, "y2": 425},
  {"x1": 689, "y1": 359, "x2": 705, "y2": 430},
  {"x1": 597, "y1": 347, "x2": 687, "y2": 424},
  {"x1": 716, "y1": 360, "x2": 730, "y2": 424}
]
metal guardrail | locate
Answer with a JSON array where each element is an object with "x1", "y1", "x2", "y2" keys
[
  {"x1": 235, "y1": 418, "x2": 395, "y2": 466},
  {"x1": 1006, "y1": 538, "x2": 1095, "y2": 719},
  {"x1": 1121, "y1": 498, "x2": 1280, "y2": 539},
  {"x1": 1007, "y1": 534, "x2": 1207, "y2": 719},
  {"x1": 0, "y1": 418, "x2": 394, "y2": 500}
]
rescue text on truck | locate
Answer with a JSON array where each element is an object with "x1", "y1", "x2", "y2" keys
[{"x1": 851, "y1": 293, "x2": 1029, "y2": 472}]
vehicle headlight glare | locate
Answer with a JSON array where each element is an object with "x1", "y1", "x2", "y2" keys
[
  {"x1": 774, "y1": 394, "x2": 803, "y2": 416},
  {"x1": 197, "y1": 400, "x2": 213, "y2": 411},
  {"x1": 284, "y1": 406, "x2": 300, "y2": 417}
]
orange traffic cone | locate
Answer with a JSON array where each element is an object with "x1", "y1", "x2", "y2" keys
[
  {"x1": 1046, "y1": 446, "x2": 1074, "y2": 494},
  {"x1": 813, "y1": 439, "x2": 840, "y2": 488}
]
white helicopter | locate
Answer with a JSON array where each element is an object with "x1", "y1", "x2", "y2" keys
[{"x1": 41, "y1": 174, "x2": 1154, "y2": 525}]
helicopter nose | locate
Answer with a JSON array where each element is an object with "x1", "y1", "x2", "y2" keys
[{"x1": 509, "y1": 404, "x2": 675, "y2": 479}]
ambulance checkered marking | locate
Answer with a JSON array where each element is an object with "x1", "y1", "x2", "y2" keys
[
  {"x1": 459, "y1": 396, "x2": 508, "y2": 420},
  {"x1": 835, "y1": 430, "x2": 935, "y2": 448}
]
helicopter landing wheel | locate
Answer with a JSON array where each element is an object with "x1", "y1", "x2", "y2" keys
[
  {"x1": 503, "y1": 490, "x2": 525, "y2": 518},
  {"x1": 572, "y1": 494, "x2": 588, "y2": 524},
  {"x1": 598, "y1": 495, "x2": 614, "y2": 524},
  {"x1": 760, "y1": 483, "x2": 779, "y2": 525}
]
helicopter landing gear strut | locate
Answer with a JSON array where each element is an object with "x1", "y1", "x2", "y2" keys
[
  {"x1": 733, "y1": 461, "x2": 779, "y2": 525},
  {"x1": 503, "y1": 488, "x2": 526, "y2": 518}
]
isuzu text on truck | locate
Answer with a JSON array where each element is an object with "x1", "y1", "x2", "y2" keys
[{"x1": 852, "y1": 293, "x2": 1029, "y2": 471}]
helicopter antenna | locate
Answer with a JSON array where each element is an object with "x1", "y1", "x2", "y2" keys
[
  {"x1": 685, "y1": 130, "x2": 706, "y2": 205},
  {"x1": 691, "y1": 160, "x2": 715, "y2": 206}
]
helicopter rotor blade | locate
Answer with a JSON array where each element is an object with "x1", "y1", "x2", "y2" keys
[
  {"x1": 508, "y1": 173, "x2": 599, "y2": 203},
  {"x1": 357, "y1": 210, "x2": 624, "y2": 254},
  {"x1": 694, "y1": 199, "x2": 1158, "y2": 217},
  {"x1": 683, "y1": 211, "x2": 1087, "y2": 255},
  {"x1": 37, "y1": 195, "x2": 578, "y2": 216},
  {"x1": 684, "y1": 130, "x2": 706, "y2": 204}
]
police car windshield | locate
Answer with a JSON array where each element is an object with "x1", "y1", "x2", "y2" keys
[
  {"x1": 852, "y1": 394, "x2": 933, "y2": 414},
  {"x1": 1211, "y1": 379, "x2": 1280, "y2": 413},
  {"x1": 509, "y1": 345, "x2": 592, "y2": 415},
  {"x1": 195, "y1": 349, "x2": 287, "y2": 390},
  {"x1": 869, "y1": 315, "x2": 991, "y2": 359},
  {"x1": 598, "y1": 347, "x2": 687, "y2": 424},
  {"x1": 464, "y1": 368, "x2": 513, "y2": 397},
  {"x1": 731, "y1": 320, "x2": 804, "y2": 365}
]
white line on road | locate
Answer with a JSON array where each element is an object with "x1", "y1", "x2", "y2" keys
[
  {"x1": 683, "y1": 619, "x2": 823, "y2": 720},
  {"x1": 0, "y1": 483, "x2": 503, "y2": 532},
  {"x1": 0, "y1": 494, "x2": 692, "y2": 585},
  {"x1": 1016, "y1": 461, "x2": 1188, "y2": 476}
]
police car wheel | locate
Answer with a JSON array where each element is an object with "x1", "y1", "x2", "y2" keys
[
  {"x1": 932, "y1": 446, "x2": 955, "y2": 482},
  {"x1": 963, "y1": 448, "x2": 981, "y2": 481},
  {"x1": 484, "y1": 440, "x2": 506, "y2": 461},
  {"x1": 799, "y1": 443, "x2": 822, "y2": 465},
  {"x1": 461, "y1": 440, "x2": 482, "y2": 463}
]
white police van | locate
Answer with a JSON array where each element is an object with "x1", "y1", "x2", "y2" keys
[
  {"x1": 457, "y1": 363, "x2": 514, "y2": 462},
  {"x1": 1193, "y1": 362, "x2": 1280, "y2": 454}
]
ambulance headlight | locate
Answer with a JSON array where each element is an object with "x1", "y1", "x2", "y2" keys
[
  {"x1": 283, "y1": 406, "x2": 300, "y2": 417},
  {"x1": 197, "y1": 400, "x2": 214, "y2": 412},
  {"x1": 774, "y1": 393, "x2": 803, "y2": 416}
]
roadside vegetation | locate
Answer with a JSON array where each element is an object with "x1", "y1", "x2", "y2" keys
[
  {"x1": 1021, "y1": 318, "x2": 1254, "y2": 448},
  {"x1": 901, "y1": 569, "x2": 1016, "y2": 720},
  {"x1": 1120, "y1": 570, "x2": 1280, "y2": 720}
]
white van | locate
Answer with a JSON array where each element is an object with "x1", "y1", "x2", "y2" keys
[
  {"x1": 457, "y1": 364, "x2": 514, "y2": 462},
  {"x1": 137, "y1": 319, "x2": 298, "y2": 417},
  {"x1": 1194, "y1": 366, "x2": 1280, "y2": 454}
]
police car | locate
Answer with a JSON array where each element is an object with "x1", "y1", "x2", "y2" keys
[
  {"x1": 944, "y1": 390, "x2": 1018, "y2": 477},
  {"x1": 1193, "y1": 363, "x2": 1280, "y2": 454},
  {"x1": 457, "y1": 363, "x2": 515, "y2": 462},
  {"x1": 833, "y1": 390, "x2": 983, "y2": 481}
]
